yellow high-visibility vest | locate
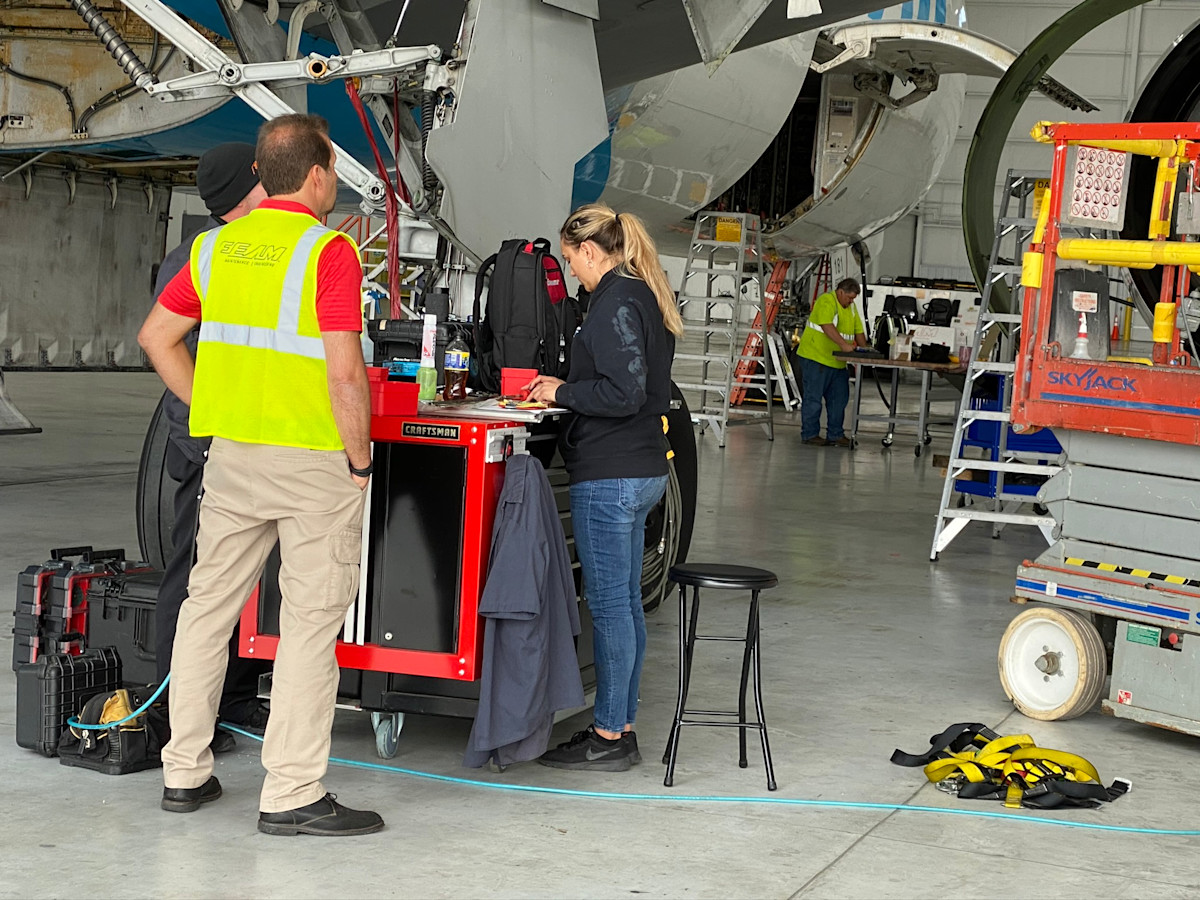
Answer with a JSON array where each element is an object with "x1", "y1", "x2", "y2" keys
[{"x1": 188, "y1": 207, "x2": 361, "y2": 450}]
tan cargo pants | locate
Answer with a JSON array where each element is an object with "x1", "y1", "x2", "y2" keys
[{"x1": 161, "y1": 437, "x2": 366, "y2": 813}]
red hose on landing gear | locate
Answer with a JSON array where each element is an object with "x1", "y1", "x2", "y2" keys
[{"x1": 345, "y1": 80, "x2": 410, "y2": 317}]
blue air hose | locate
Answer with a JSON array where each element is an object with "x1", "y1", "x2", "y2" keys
[
  {"x1": 66, "y1": 673, "x2": 170, "y2": 730},
  {"x1": 68, "y1": 677, "x2": 1200, "y2": 836},
  {"x1": 218, "y1": 723, "x2": 1200, "y2": 837}
]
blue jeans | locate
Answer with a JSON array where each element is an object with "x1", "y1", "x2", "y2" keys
[
  {"x1": 570, "y1": 475, "x2": 669, "y2": 734},
  {"x1": 800, "y1": 357, "x2": 850, "y2": 441}
]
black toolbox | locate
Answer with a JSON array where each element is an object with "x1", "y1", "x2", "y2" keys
[
  {"x1": 11, "y1": 547, "x2": 127, "y2": 671},
  {"x1": 15, "y1": 648, "x2": 122, "y2": 757},
  {"x1": 86, "y1": 572, "x2": 161, "y2": 686},
  {"x1": 367, "y1": 318, "x2": 472, "y2": 382}
]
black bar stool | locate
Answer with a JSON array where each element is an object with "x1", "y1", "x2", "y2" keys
[{"x1": 662, "y1": 563, "x2": 777, "y2": 791}]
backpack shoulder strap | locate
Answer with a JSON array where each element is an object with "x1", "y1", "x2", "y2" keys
[{"x1": 473, "y1": 252, "x2": 498, "y2": 343}]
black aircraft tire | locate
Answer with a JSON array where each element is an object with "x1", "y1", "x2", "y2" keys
[
  {"x1": 136, "y1": 393, "x2": 179, "y2": 570},
  {"x1": 640, "y1": 383, "x2": 698, "y2": 613}
]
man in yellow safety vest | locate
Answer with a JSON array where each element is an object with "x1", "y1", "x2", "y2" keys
[
  {"x1": 797, "y1": 277, "x2": 867, "y2": 447},
  {"x1": 138, "y1": 114, "x2": 381, "y2": 836}
]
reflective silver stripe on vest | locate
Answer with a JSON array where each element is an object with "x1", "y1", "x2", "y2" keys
[
  {"x1": 196, "y1": 228, "x2": 221, "y2": 297},
  {"x1": 198, "y1": 321, "x2": 326, "y2": 360},
  {"x1": 807, "y1": 320, "x2": 854, "y2": 342},
  {"x1": 276, "y1": 224, "x2": 332, "y2": 335}
]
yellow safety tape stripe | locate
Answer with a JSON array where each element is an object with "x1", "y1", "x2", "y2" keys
[{"x1": 1065, "y1": 556, "x2": 1200, "y2": 589}]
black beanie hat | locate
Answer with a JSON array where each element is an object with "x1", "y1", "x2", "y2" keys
[{"x1": 197, "y1": 142, "x2": 259, "y2": 217}]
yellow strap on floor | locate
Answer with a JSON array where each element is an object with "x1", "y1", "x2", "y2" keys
[
  {"x1": 921, "y1": 733, "x2": 1104, "y2": 802},
  {"x1": 924, "y1": 758, "x2": 990, "y2": 783},
  {"x1": 922, "y1": 734, "x2": 1035, "y2": 783},
  {"x1": 1005, "y1": 747, "x2": 1101, "y2": 785}
]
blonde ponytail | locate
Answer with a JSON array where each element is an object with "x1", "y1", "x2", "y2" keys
[{"x1": 560, "y1": 203, "x2": 684, "y2": 337}]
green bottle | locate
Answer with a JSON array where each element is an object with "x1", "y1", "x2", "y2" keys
[{"x1": 417, "y1": 313, "x2": 438, "y2": 401}]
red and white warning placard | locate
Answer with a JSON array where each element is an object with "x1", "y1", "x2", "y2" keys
[{"x1": 1063, "y1": 145, "x2": 1130, "y2": 230}]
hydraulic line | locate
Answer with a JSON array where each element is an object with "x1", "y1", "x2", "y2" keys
[
  {"x1": 420, "y1": 89, "x2": 437, "y2": 192},
  {"x1": 68, "y1": 0, "x2": 155, "y2": 90},
  {"x1": 345, "y1": 79, "x2": 408, "y2": 316},
  {"x1": 78, "y1": 43, "x2": 175, "y2": 136},
  {"x1": 0, "y1": 63, "x2": 77, "y2": 132}
]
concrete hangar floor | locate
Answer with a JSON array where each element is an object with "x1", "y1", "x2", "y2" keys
[{"x1": 0, "y1": 371, "x2": 1196, "y2": 900}]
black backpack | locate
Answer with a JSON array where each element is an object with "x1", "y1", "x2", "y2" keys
[{"x1": 472, "y1": 238, "x2": 582, "y2": 393}]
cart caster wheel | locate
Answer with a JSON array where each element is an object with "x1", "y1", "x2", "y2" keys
[
  {"x1": 998, "y1": 607, "x2": 1107, "y2": 721},
  {"x1": 914, "y1": 444, "x2": 923, "y2": 458},
  {"x1": 371, "y1": 711, "x2": 405, "y2": 759},
  {"x1": 848, "y1": 438, "x2": 857, "y2": 451},
  {"x1": 882, "y1": 437, "x2": 894, "y2": 449},
  {"x1": 923, "y1": 434, "x2": 933, "y2": 445}
]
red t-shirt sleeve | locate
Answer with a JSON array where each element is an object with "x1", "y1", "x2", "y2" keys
[
  {"x1": 314, "y1": 236, "x2": 363, "y2": 332},
  {"x1": 157, "y1": 262, "x2": 202, "y2": 319}
]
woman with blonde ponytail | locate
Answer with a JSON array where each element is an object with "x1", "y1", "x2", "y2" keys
[{"x1": 527, "y1": 203, "x2": 679, "y2": 772}]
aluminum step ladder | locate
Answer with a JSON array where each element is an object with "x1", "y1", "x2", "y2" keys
[
  {"x1": 671, "y1": 212, "x2": 773, "y2": 447},
  {"x1": 930, "y1": 172, "x2": 1063, "y2": 560},
  {"x1": 730, "y1": 260, "x2": 799, "y2": 410}
]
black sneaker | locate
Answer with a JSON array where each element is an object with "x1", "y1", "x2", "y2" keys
[
  {"x1": 622, "y1": 732, "x2": 641, "y2": 765},
  {"x1": 162, "y1": 775, "x2": 222, "y2": 813},
  {"x1": 538, "y1": 725, "x2": 633, "y2": 772},
  {"x1": 258, "y1": 793, "x2": 384, "y2": 837}
]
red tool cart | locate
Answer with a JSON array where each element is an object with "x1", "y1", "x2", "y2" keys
[{"x1": 237, "y1": 374, "x2": 586, "y2": 756}]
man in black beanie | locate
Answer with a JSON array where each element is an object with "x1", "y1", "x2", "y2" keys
[{"x1": 153, "y1": 142, "x2": 268, "y2": 751}]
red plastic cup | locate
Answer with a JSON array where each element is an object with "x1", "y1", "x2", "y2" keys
[{"x1": 501, "y1": 367, "x2": 539, "y2": 400}]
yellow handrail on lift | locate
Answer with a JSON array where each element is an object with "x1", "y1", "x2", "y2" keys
[
  {"x1": 1057, "y1": 238, "x2": 1200, "y2": 274},
  {"x1": 1030, "y1": 122, "x2": 1183, "y2": 158}
]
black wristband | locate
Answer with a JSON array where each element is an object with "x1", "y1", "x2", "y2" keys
[{"x1": 348, "y1": 460, "x2": 374, "y2": 478}]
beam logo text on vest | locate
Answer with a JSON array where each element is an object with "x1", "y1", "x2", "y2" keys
[{"x1": 218, "y1": 241, "x2": 288, "y2": 265}]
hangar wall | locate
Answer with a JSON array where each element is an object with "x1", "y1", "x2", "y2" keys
[
  {"x1": 0, "y1": 163, "x2": 170, "y2": 368},
  {"x1": 891, "y1": 0, "x2": 1200, "y2": 282}
]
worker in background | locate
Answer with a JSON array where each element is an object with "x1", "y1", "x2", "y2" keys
[
  {"x1": 138, "y1": 114, "x2": 383, "y2": 837},
  {"x1": 797, "y1": 277, "x2": 867, "y2": 447},
  {"x1": 526, "y1": 204, "x2": 680, "y2": 772},
  {"x1": 152, "y1": 143, "x2": 270, "y2": 753}
]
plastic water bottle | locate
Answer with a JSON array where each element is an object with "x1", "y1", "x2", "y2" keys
[
  {"x1": 442, "y1": 334, "x2": 470, "y2": 401},
  {"x1": 417, "y1": 314, "x2": 438, "y2": 401}
]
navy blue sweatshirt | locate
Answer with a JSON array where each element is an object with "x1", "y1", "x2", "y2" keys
[{"x1": 555, "y1": 268, "x2": 675, "y2": 483}]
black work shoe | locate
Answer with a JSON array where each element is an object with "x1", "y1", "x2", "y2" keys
[
  {"x1": 210, "y1": 730, "x2": 236, "y2": 754},
  {"x1": 258, "y1": 794, "x2": 384, "y2": 837},
  {"x1": 223, "y1": 702, "x2": 270, "y2": 735},
  {"x1": 622, "y1": 732, "x2": 642, "y2": 765},
  {"x1": 162, "y1": 776, "x2": 222, "y2": 813},
  {"x1": 537, "y1": 725, "x2": 633, "y2": 772}
]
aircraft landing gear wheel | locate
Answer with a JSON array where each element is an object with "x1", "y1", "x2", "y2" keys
[
  {"x1": 371, "y1": 711, "x2": 405, "y2": 759},
  {"x1": 998, "y1": 607, "x2": 1107, "y2": 721}
]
